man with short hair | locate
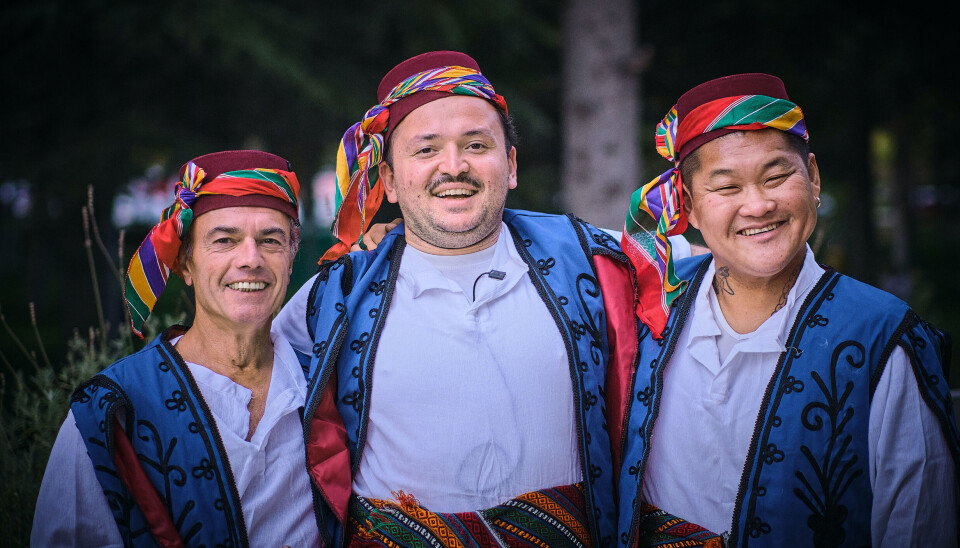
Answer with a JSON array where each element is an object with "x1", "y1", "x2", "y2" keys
[
  {"x1": 32, "y1": 150, "x2": 321, "y2": 547},
  {"x1": 273, "y1": 50, "x2": 654, "y2": 547},
  {"x1": 617, "y1": 73, "x2": 960, "y2": 547}
]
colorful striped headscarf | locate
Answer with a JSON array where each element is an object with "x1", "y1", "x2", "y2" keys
[
  {"x1": 125, "y1": 158, "x2": 300, "y2": 338},
  {"x1": 320, "y1": 64, "x2": 508, "y2": 262},
  {"x1": 623, "y1": 91, "x2": 809, "y2": 338}
]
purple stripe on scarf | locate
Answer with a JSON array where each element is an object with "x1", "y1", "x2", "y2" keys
[
  {"x1": 342, "y1": 123, "x2": 361, "y2": 166},
  {"x1": 139, "y1": 236, "x2": 168, "y2": 296}
]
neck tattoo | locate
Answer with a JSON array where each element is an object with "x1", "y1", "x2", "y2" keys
[
  {"x1": 713, "y1": 266, "x2": 735, "y2": 296},
  {"x1": 772, "y1": 262, "x2": 803, "y2": 314}
]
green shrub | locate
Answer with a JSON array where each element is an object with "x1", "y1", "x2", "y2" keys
[{"x1": 0, "y1": 188, "x2": 185, "y2": 544}]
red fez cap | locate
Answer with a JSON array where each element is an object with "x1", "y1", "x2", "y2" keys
[
  {"x1": 675, "y1": 73, "x2": 790, "y2": 162},
  {"x1": 185, "y1": 150, "x2": 300, "y2": 221},
  {"x1": 377, "y1": 51, "x2": 486, "y2": 142}
]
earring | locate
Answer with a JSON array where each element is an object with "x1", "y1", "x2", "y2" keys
[{"x1": 816, "y1": 196, "x2": 821, "y2": 208}]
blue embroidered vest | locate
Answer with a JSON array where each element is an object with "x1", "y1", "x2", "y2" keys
[
  {"x1": 618, "y1": 255, "x2": 959, "y2": 548},
  {"x1": 71, "y1": 328, "x2": 248, "y2": 547},
  {"x1": 304, "y1": 209, "x2": 624, "y2": 547}
]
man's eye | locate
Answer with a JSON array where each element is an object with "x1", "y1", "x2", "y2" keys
[
  {"x1": 766, "y1": 174, "x2": 789, "y2": 185},
  {"x1": 467, "y1": 142, "x2": 487, "y2": 150}
]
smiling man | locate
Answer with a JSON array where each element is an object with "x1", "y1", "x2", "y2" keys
[
  {"x1": 617, "y1": 74, "x2": 960, "y2": 547},
  {"x1": 31, "y1": 151, "x2": 321, "y2": 547},
  {"x1": 271, "y1": 51, "x2": 649, "y2": 547}
]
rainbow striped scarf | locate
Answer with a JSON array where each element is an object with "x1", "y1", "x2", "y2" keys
[
  {"x1": 124, "y1": 162, "x2": 299, "y2": 337},
  {"x1": 321, "y1": 65, "x2": 507, "y2": 262},
  {"x1": 622, "y1": 94, "x2": 808, "y2": 337}
]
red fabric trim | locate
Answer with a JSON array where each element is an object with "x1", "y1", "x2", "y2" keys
[
  {"x1": 306, "y1": 369, "x2": 352, "y2": 524},
  {"x1": 112, "y1": 417, "x2": 185, "y2": 548},
  {"x1": 595, "y1": 256, "x2": 639, "y2": 478}
]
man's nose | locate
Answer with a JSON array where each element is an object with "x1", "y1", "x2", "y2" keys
[
  {"x1": 739, "y1": 186, "x2": 777, "y2": 217},
  {"x1": 235, "y1": 237, "x2": 264, "y2": 267},
  {"x1": 437, "y1": 145, "x2": 468, "y2": 176}
]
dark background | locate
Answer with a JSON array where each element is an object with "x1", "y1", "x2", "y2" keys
[{"x1": 2, "y1": 1, "x2": 957, "y2": 386}]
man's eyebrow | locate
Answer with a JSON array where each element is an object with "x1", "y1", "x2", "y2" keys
[
  {"x1": 409, "y1": 133, "x2": 440, "y2": 143},
  {"x1": 762, "y1": 156, "x2": 796, "y2": 171},
  {"x1": 408, "y1": 128, "x2": 495, "y2": 143},
  {"x1": 259, "y1": 226, "x2": 288, "y2": 238},
  {"x1": 706, "y1": 167, "x2": 736, "y2": 179},
  {"x1": 706, "y1": 156, "x2": 797, "y2": 179},
  {"x1": 463, "y1": 128, "x2": 495, "y2": 138},
  {"x1": 205, "y1": 226, "x2": 240, "y2": 237}
]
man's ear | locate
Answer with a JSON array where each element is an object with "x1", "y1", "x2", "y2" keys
[
  {"x1": 380, "y1": 163, "x2": 398, "y2": 204},
  {"x1": 507, "y1": 146, "x2": 518, "y2": 190},
  {"x1": 682, "y1": 183, "x2": 699, "y2": 230},
  {"x1": 807, "y1": 152, "x2": 821, "y2": 199},
  {"x1": 179, "y1": 259, "x2": 194, "y2": 287}
]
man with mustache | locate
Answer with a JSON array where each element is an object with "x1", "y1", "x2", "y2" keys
[{"x1": 271, "y1": 50, "x2": 686, "y2": 547}]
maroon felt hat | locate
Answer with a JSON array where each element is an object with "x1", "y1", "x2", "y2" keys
[
  {"x1": 675, "y1": 73, "x2": 790, "y2": 163},
  {"x1": 377, "y1": 50, "x2": 489, "y2": 142},
  {"x1": 183, "y1": 150, "x2": 299, "y2": 221}
]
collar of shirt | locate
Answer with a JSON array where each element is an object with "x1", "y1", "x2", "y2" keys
[
  {"x1": 686, "y1": 245, "x2": 825, "y2": 370},
  {"x1": 175, "y1": 332, "x2": 307, "y2": 444},
  {"x1": 398, "y1": 222, "x2": 530, "y2": 306}
]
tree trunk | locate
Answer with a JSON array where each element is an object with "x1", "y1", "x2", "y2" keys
[{"x1": 561, "y1": 0, "x2": 640, "y2": 230}]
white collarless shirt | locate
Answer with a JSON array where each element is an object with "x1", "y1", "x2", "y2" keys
[
  {"x1": 353, "y1": 223, "x2": 581, "y2": 512},
  {"x1": 640, "y1": 246, "x2": 957, "y2": 546},
  {"x1": 31, "y1": 332, "x2": 319, "y2": 548}
]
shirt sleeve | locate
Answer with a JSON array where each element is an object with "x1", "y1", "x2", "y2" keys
[
  {"x1": 31, "y1": 410, "x2": 123, "y2": 548},
  {"x1": 869, "y1": 345, "x2": 958, "y2": 548},
  {"x1": 272, "y1": 273, "x2": 318, "y2": 355}
]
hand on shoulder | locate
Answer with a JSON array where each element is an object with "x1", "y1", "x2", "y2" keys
[{"x1": 351, "y1": 218, "x2": 402, "y2": 252}]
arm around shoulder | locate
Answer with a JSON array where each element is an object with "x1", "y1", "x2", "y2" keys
[{"x1": 272, "y1": 274, "x2": 319, "y2": 355}]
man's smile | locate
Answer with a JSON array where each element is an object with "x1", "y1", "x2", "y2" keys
[
  {"x1": 738, "y1": 221, "x2": 785, "y2": 237},
  {"x1": 433, "y1": 188, "x2": 478, "y2": 198},
  {"x1": 227, "y1": 281, "x2": 267, "y2": 292}
]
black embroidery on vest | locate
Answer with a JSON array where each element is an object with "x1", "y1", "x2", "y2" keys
[
  {"x1": 133, "y1": 420, "x2": 195, "y2": 529},
  {"x1": 794, "y1": 340, "x2": 866, "y2": 546},
  {"x1": 537, "y1": 257, "x2": 556, "y2": 276},
  {"x1": 576, "y1": 274, "x2": 604, "y2": 369},
  {"x1": 590, "y1": 229, "x2": 618, "y2": 250}
]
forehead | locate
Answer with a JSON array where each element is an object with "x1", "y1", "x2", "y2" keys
[
  {"x1": 191, "y1": 206, "x2": 290, "y2": 232},
  {"x1": 390, "y1": 95, "x2": 502, "y2": 142},
  {"x1": 690, "y1": 130, "x2": 801, "y2": 177}
]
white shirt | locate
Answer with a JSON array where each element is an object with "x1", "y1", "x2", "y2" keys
[
  {"x1": 274, "y1": 223, "x2": 582, "y2": 512},
  {"x1": 31, "y1": 332, "x2": 319, "y2": 548},
  {"x1": 641, "y1": 246, "x2": 958, "y2": 547}
]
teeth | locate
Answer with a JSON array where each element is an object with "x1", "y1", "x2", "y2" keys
[
  {"x1": 435, "y1": 189, "x2": 476, "y2": 198},
  {"x1": 228, "y1": 281, "x2": 266, "y2": 291},
  {"x1": 741, "y1": 223, "x2": 781, "y2": 236}
]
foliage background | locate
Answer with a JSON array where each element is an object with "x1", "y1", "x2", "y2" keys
[{"x1": 1, "y1": 0, "x2": 957, "y2": 543}]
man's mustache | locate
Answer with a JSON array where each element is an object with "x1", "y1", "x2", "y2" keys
[{"x1": 427, "y1": 173, "x2": 483, "y2": 194}]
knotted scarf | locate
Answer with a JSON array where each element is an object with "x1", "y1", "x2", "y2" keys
[
  {"x1": 623, "y1": 94, "x2": 809, "y2": 337},
  {"x1": 321, "y1": 65, "x2": 508, "y2": 262},
  {"x1": 125, "y1": 162, "x2": 300, "y2": 337}
]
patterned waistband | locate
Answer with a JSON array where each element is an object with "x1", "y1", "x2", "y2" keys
[
  {"x1": 635, "y1": 502, "x2": 723, "y2": 548},
  {"x1": 346, "y1": 483, "x2": 592, "y2": 548}
]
